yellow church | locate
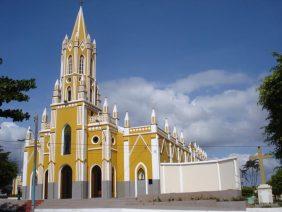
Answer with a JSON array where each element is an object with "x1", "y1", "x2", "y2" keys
[{"x1": 22, "y1": 6, "x2": 207, "y2": 200}]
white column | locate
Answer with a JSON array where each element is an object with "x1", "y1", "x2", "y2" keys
[
  {"x1": 102, "y1": 126, "x2": 112, "y2": 182},
  {"x1": 124, "y1": 141, "x2": 130, "y2": 181},
  {"x1": 22, "y1": 151, "x2": 28, "y2": 186},
  {"x1": 76, "y1": 104, "x2": 87, "y2": 181},
  {"x1": 217, "y1": 162, "x2": 222, "y2": 191},
  {"x1": 169, "y1": 143, "x2": 172, "y2": 163},
  {"x1": 151, "y1": 136, "x2": 160, "y2": 180},
  {"x1": 37, "y1": 136, "x2": 44, "y2": 184},
  {"x1": 49, "y1": 133, "x2": 56, "y2": 183}
]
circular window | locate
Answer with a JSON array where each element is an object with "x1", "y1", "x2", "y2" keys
[
  {"x1": 111, "y1": 137, "x2": 115, "y2": 145},
  {"x1": 92, "y1": 136, "x2": 99, "y2": 144},
  {"x1": 66, "y1": 77, "x2": 71, "y2": 83}
]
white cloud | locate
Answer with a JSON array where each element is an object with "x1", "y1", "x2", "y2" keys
[
  {"x1": 170, "y1": 69, "x2": 250, "y2": 93},
  {"x1": 102, "y1": 70, "x2": 267, "y2": 148},
  {"x1": 0, "y1": 122, "x2": 27, "y2": 170}
]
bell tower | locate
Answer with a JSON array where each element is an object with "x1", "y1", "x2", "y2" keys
[{"x1": 56, "y1": 6, "x2": 100, "y2": 106}]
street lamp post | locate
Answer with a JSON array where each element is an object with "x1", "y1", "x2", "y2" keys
[{"x1": 31, "y1": 114, "x2": 38, "y2": 211}]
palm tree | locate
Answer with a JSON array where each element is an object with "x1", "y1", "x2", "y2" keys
[{"x1": 242, "y1": 159, "x2": 259, "y2": 187}]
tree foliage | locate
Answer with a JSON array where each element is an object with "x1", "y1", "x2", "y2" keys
[
  {"x1": 268, "y1": 168, "x2": 282, "y2": 197},
  {"x1": 241, "y1": 159, "x2": 259, "y2": 187},
  {"x1": 258, "y1": 52, "x2": 282, "y2": 163},
  {"x1": 0, "y1": 146, "x2": 18, "y2": 190},
  {"x1": 0, "y1": 76, "x2": 36, "y2": 121}
]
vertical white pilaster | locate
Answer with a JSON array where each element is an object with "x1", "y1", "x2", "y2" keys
[
  {"x1": 76, "y1": 104, "x2": 87, "y2": 181},
  {"x1": 179, "y1": 165, "x2": 183, "y2": 192},
  {"x1": 37, "y1": 136, "x2": 44, "y2": 184},
  {"x1": 124, "y1": 141, "x2": 130, "y2": 181},
  {"x1": 22, "y1": 151, "x2": 28, "y2": 186},
  {"x1": 151, "y1": 135, "x2": 160, "y2": 180},
  {"x1": 233, "y1": 159, "x2": 241, "y2": 189},
  {"x1": 49, "y1": 133, "x2": 56, "y2": 182},
  {"x1": 102, "y1": 126, "x2": 112, "y2": 182},
  {"x1": 169, "y1": 143, "x2": 172, "y2": 163},
  {"x1": 217, "y1": 162, "x2": 222, "y2": 191}
]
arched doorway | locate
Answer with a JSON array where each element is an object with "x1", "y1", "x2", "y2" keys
[
  {"x1": 60, "y1": 165, "x2": 72, "y2": 199},
  {"x1": 44, "y1": 170, "x2": 48, "y2": 199},
  {"x1": 91, "y1": 165, "x2": 101, "y2": 198},
  {"x1": 136, "y1": 166, "x2": 146, "y2": 196}
]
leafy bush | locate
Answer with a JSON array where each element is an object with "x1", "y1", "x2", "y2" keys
[{"x1": 242, "y1": 186, "x2": 255, "y2": 197}]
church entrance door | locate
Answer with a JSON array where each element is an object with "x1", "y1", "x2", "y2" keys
[
  {"x1": 136, "y1": 167, "x2": 146, "y2": 196},
  {"x1": 60, "y1": 165, "x2": 72, "y2": 199},
  {"x1": 44, "y1": 170, "x2": 48, "y2": 199},
  {"x1": 91, "y1": 165, "x2": 102, "y2": 198}
]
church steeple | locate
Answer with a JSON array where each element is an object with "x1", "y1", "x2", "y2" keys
[
  {"x1": 71, "y1": 6, "x2": 88, "y2": 41},
  {"x1": 56, "y1": 6, "x2": 99, "y2": 107}
]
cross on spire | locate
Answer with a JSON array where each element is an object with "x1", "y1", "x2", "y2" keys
[
  {"x1": 79, "y1": 0, "x2": 84, "y2": 6},
  {"x1": 249, "y1": 146, "x2": 272, "y2": 184}
]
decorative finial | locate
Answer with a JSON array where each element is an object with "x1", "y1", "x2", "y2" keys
[{"x1": 80, "y1": 0, "x2": 84, "y2": 7}]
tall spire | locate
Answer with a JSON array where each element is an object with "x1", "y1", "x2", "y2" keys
[{"x1": 71, "y1": 6, "x2": 88, "y2": 40}]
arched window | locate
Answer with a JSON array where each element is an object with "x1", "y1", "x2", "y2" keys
[
  {"x1": 137, "y1": 168, "x2": 145, "y2": 180},
  {"x1": 63, "y1": 125, "x2": 71, "y2": 155},
  {"x1": 67, "y1": 87, "x2": 71, "y2": 101},
  {"x1": 68, "y1": 56, "x2": 72, "y2": 74},
  {"x1": 90, "y1": 88, "x2": 93, "y2": 102},
  {"x1": 90, "y1": 58, "x2": 93, "y2": 77},
  {"x1": 79, "y1": 55, "x2": 84, "y2": 74}
]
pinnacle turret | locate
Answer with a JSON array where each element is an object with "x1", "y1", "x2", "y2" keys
[
  {"x1": 124, "y1": 112, "x2": 130, "y2": 128},
  {"x1": 151, "y1": 109, "x2": 157, "y2": 125},
  {"x1": 103, "y1": 98, "x2": 109, "y2": 114},
  {"x1": 164, "y1": 118, "x2": 169, "y2": 133}
]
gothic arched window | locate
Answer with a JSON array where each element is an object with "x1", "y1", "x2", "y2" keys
[
  {"x1": 63, "y1": 124, "x2": 71, "y2": 155},
  {"x1": 137, "y1": 168, "x2": 145, "y2": 181},
  {"x1": 67, "y1": 87, "x2": 71, "y2": 101},
  {"x1": 79, "y1": 55, "x2": 84, "y2": 74},
  {"x1": 90, "y1": 58, "x2": 93, "y2": 77},
  {"x1": 90, "y1": 88, "x2": 93, "y2": 102},
  {"x1": 68, "y1": 56, "x2": 72, "y2": 74}
]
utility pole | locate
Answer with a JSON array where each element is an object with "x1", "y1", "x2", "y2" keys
[{"x1": 32, "y1": 114, "x2": 38, "y2": 211}]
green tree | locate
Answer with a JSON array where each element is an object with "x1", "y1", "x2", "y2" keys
[
  {"x1": 258, "y1": 52, "x2": 282, "y2": 163},
  {"x1": 0, "y1": 76, "x2": 36, "y2": 121},
  {"x1": 0, "y1": 146, "x2": 18, "y2": 191},
  {"x1": 268, "y1": 168, "x2": 282, "y2": 198},
  {"x1": 242, "y1": 159, "x2": 259, "y2": 187}
]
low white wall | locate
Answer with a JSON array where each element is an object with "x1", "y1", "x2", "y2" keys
[{"x1": 160, "y1": 157, "x2": 241, "y2": 194}]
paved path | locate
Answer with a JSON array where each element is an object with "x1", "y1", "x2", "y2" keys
[
  {"x1": 35, "y1": 208, "x2": 282, "y2": 212},
  {"x1": 35, "y1": 198, "x2": 245, "y2": 211}
]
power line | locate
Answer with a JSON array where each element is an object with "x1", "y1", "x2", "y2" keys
[{"x1": 0, "y1": 139, "x2": 272, "y2": 148}]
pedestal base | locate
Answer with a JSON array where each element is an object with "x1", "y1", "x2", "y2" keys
[{"x1": 258, "y1": 184, "x2": 273, "y2": 204}]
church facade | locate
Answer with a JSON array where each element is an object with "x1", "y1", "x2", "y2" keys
[{"x1": 22, "y1": 7, "x2": 207, "y2": 200}]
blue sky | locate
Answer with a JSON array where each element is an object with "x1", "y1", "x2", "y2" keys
[{"x1": 0, "y1": 0, "x2": 282, "y2": 177}]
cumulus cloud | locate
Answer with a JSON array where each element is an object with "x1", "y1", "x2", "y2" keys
[
  {"x1": 170, "y1": 70, "x2": 250, "y2": 93},
  {"x1": 0, "y1": 122, "x2": 27, "y2": 170},
  {"x1": 101, "y1": 70, "x2": 267, "y2": 148}
]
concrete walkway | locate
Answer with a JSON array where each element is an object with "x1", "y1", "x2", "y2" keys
[
  {"x1": 35, "y1": 198, "x2": 246, "y2": 211},
  {"x1": 35, "y1": 208, "x2": 282, "y2": 212}
]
